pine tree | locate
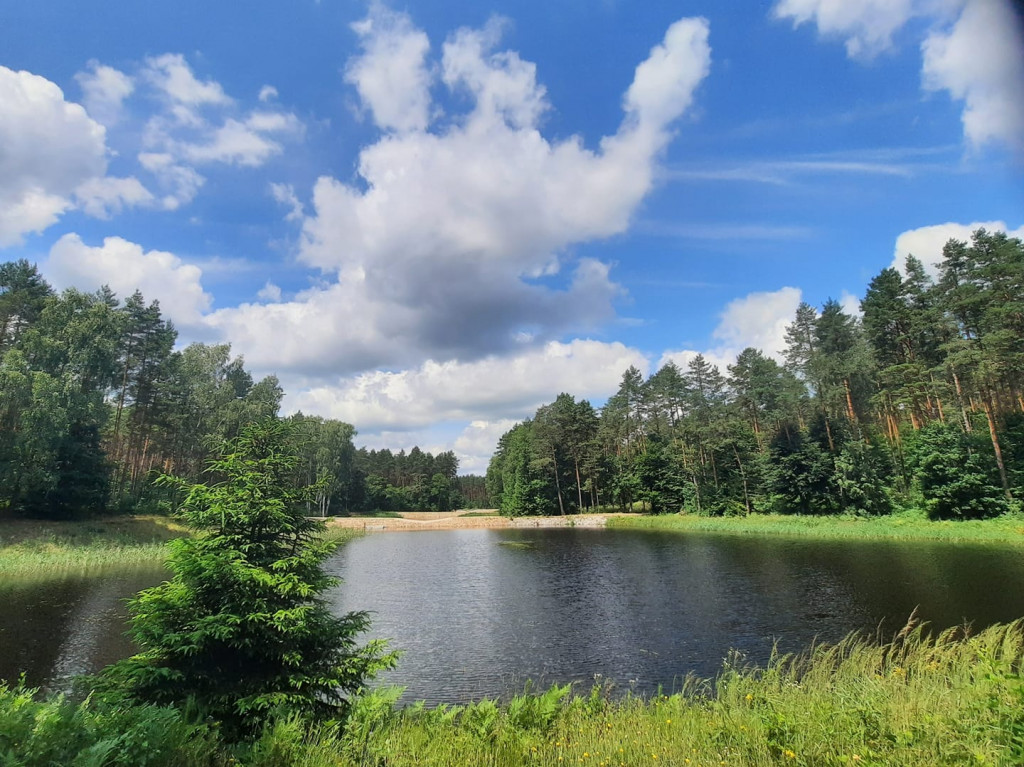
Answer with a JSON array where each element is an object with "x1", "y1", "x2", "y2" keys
[{"x1": 101, "y1": 420, "x2": 397, "y2": 737}]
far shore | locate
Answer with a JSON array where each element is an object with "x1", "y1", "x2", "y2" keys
[
  {"x1": 326, "y1": 510, "x2": 638, "y2": 531},
  {"x1": 331, "y1": 509, "x2": 1024, "y2": 546},
  {"x1": 4, "y1": 510, "x2": 1024, "y2": 580}
]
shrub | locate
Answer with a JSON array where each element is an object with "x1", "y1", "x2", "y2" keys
[{"x1": 99, "y1": 419, "x2": 397, "y2": 738}]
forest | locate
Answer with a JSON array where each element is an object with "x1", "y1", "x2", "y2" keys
[
  {"x1": 3, "y1": 228, "x2": 1021, "y2": 522},
  {"x1": 486, "y1": 229, "x2": 1024, "y2": 520},
  {"x1": 0, "y1": 261, "x2": 480, "y2": 519}
]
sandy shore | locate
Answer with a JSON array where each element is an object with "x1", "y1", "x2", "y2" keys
[{"x1": 326, "y1": 511, "x2": 637, "y2": 532}]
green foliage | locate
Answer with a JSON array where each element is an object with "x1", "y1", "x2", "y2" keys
[
  {"x1": 352, "y1": 445, "x2": 462, "y2": 513},
  {"x1": 504, "y1": 683, "x2": 571, "y2": 733},
  {"x1": 7, "y1": 622, "x2": 1024, "y2": 765},
  {"x1": 764, "y1": 421, "x2": 840, "y2": 515},
  {"x1": 907, "y1": 422, "x2": 1008, "y2": 519},
  {"x1": 634, "y1": 435, "x2": 685, "y2": 514},
  {"x1": 100, "y1": 419, "x2": 397, "y2": 737},
  {"x1": 4, "y1": 227, "x2": 1024, "y2": 524},
  {"x1": 834, "y1": 440, "x2": 894, "y2": 516},
  {"x1": 488, "y1": 421, "x2": 557, "y2": 516},
  {"x1": 0, "y1": 682, "x2": 218, "y2": 767},
  {"x1": 610, "y1": 510, "x2": 1024, "y2": 545},
  {"x1": 241, "y1": 622, "x2": 1024, "y2": 767}
]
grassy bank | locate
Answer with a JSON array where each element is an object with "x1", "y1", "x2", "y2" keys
[
  {"x1": 0, "y1": 516, "x2": 360, "y2": 579},
  {"x1": 608, "y1": 511, "x2": 1024, "y2": 546},
  {"x1": 3, "y1": 620, "x2": 1022, "y2": 766},
  {"x1": 0, "y1": 516, "x2": 185, "y2": 578}
]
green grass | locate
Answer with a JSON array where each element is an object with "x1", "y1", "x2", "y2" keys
[
  {"x1": 327, "y1": 620, "x2": 1024, "y2": 767},
  {"x1": 7, "y1": 620, "x2": 1022, "y2": 765},
  {"x1": 0, "y1": 516, "x2": 186, "y2": 578},
  {"x1": 0, "y1": 516, "x2": 361, "y2": 579},
  {"x1": 608, "y1": 511, "x2": 1024, "y2": 546},
  {"x1": 460, "y1": 511, "x2": 501, "y2": 517}
]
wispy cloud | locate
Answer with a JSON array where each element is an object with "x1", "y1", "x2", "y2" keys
[
  {"x1": 626, "y1": 278, "x2": 726, "y2": 289},
  {"x1": 725, "y1": 100, "x2": 915, "y2": 140},
  {"x1": 664, "y1": 145, "x2": 957, "y2": 185},
  {"x1": 639, "y1": 220, "x2": 813, "y2": 241}
]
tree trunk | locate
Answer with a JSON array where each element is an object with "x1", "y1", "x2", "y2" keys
[
  {"x1": 951, "y1": 369, "x2": 972, "y2": 432},
  {"x1": 823, "y1": 417, "x2": 835, "y2": 453},
  {"x1": 982, "y1": 395, "x2": 1012, "y2": 501},
  {"x1": 843, "y1": 378, "x2": 857, "y2": 424},
  {"x1": 733, "y1": 445, "x2": 751, "y2": 515},
  {"x1": 551, "y1": 451, "x2": 565, "y2": 516},
  {"x1": 574, "y1": 457, "x2": 584, "y2": 511}
]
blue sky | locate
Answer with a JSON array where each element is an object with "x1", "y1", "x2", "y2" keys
[{"x1": 2, "y1": 0, "x2": 1022, "y2": 472}]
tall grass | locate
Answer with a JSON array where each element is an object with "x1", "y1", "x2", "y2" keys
[
  {"x1": 4, "y1": 620, "x2": 1023, "y2": 765},
  {"x1": 609, "y1": 511, "x2": 1024, "y2": 546},
  {"x1": 0, "y1": 516, "x2": 185, "y2": 578},
  {"x1": 307, "y1": 620, "x2": 1023, "y2": 767},
  {"x1": 0, "y1": 516, "x2": 361, "y2": 579}
]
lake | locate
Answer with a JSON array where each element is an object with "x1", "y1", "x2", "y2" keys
[{"x1": 3, "y1": 527, "x2": 1024, "y2": 703}]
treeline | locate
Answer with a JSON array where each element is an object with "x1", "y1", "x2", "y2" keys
[
  {"x1": 0, "y1": 260, "x2": 470, "y2": 518},
  {"x1": 351, "y1": 447, "x2": 482, "y2": 512},
  {"x1": 487, "y1": 229, "x2": 1024, "y2": 520}
]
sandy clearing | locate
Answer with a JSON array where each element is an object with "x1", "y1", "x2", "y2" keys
[{"x1": 326, "y1": 511, "x2": 640, "y2": 532}]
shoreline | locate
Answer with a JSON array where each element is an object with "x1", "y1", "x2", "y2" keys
[
  {"x1": 4, "y1": 511, "x2": 1024, "y2": 580},
  {"x1": 325, "y1": 511, "x2": 634, "y2": 532},
  {"x1": 326, "y1": 510, "x2": 1024, "y2": 546},
  {"x1": 609, "y1": 511, "x2": 1024, "y2": 546}
]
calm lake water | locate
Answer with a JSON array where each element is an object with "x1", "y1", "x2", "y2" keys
[{"x1": 3, "y1": 528, "x2": 1024, "y2": 703}]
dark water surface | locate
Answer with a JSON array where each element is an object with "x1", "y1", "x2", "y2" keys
[
  {"x1": 4, "y1": 528, "x2": 1024, "y2": 702},
  {"x1": 0, "y1": 566, "x2": 166, "y2": 692}
]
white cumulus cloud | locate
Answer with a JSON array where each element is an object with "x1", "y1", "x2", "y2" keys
[
  {"x1": 453, "y1": 419, "x2": 521, "y2": 474},
  {"x1": 45, "y1": 233, "x2": 212, "y2": 327},
  {"x1": 124, "y1": 54, "x2": 305, "y2": 204},
  {"x1": 179, "y1": 112, "x2": 302, "y2": 166},
  {"x1": 892, "y1": 219, "x2": 1024, "y2": 276},
  {"x1": 773, "y1": 0, "x2": 918, "y2": 58},
  {"x1": 256, "y1": 281, "x2": 282, "y2": 302},
  {"x1": 138, "y1": 152, "x2": 205, "y2": 210},
  {"x1": 346, "y1": 3, "x2": 433, "y2": 132},
  {"x1": 208, "y1": 11, "x2": 712, "y2": 376},
  {"x1": 659, "y1": 286, "x2": 804, "y2": 372},
  {"x1": 0, "y1": 65, "x2": 152, "y2": 246},
  {"x1": 270, "y1": 183, "x2": 304, "y2": 222},
  {"x1": 74, "y1": 176, "x2": 154, "y2": 218},
  {"x1": 284, "y1": 339, "x2": 649, "y2": 431},
  {"x1": 922, "y1": 0, "x2": 1024, "y2": 151},
  {"x1": 773, "y1": 0, "x2": 1024, "y2": 152},
  {"x1": 75, "y1": 61, "x2": 134, "y2": 126},
  {"x1": 143, "y1": 53, "x2": 231, "y2": 108}
]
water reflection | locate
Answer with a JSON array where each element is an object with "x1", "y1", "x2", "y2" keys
[
  {"x1": 0, "y1": 567, "x2": 165, "y2": 691},
  {"x1": 3, "y1": 529, "x2": 1024, "y2": 704},
  {"x1": 329, "y1": 529, "x2": 1024, "y2": 704}
]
